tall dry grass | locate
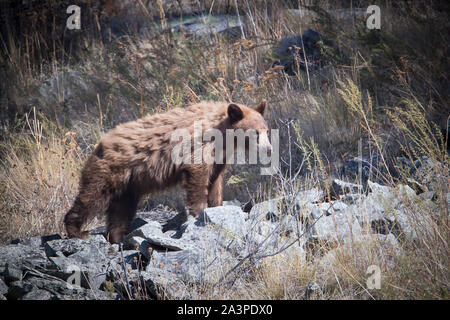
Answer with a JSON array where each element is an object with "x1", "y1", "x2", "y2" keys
[{"x1": 0, "y1": 109, "x2": 94, "y2": 243}]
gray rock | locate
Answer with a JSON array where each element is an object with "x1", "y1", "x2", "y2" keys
[
  {"x1": 121, "y1": 250, "x2": 144, "y2": 270},
  {"x1": 0, "y1": 278, "x2": 8, "y2": 295},
  {"x1": 249, "y1": 188, "x2": 323, "y2": 223},
  {"x1": 47, "y1": 255, "x2": 109, "y2": 290},
  {"x1": 127, "y1": 221, "x2": 193, "y2": 251},
  {"x1": 25, "y1": 276, "x2": 81, "y2": 296},
  {"x1": 137, "y1": 207, "x2": 183, "y2": 229},
  {"x1": 7, "y1": 280, "x2": 35, "y2": 300},
  {"x1": 0, "y1": 244, "x2": 49, "y2": 272},
  {"x1": 1, "y1": 265, "x2": 23, "y2": 283},
  {"x1": 249, "y1": 197, "x2": 284, "y2": 222},
  {"x1": 24, "y1": 276, "x2": 114, "y2": 300},
  {"x1": 223, "y1": 199, "x2": 241, "y2": 207},
  {"x1": 21, "y1": 288, "x2": 53, "y2": 300},
  {"x1": 168, "y1": 14, "x2": 243, "y2": 38},
  {"x1": 295, "y1": 188, "x2": 324, "y2": 207},
  {"x1": 305, "y1": 281, "x2": 322, "y2": 299},
  {"x1": 146, "y1": 249, "x2": 204, "y2": 283},
  {"x1": 179, "y1": 206, "x2": 248, "y2": 255},
  {"x1": 44, "y1": 235, "x2": 110, "y2": 258},
  {"x1": 274, "y1": 29, "x2": 325, "y2": 74},
  {"x1": 128, "y1": 221, "x2": 163, "y2": 239},
  {"x1": 124, "y1": 268, "x2": 189, "y2": 300},
  {"x1": 331, "y1": 179, "x2": 362, "y2": 197},
  {"x1": 306, "y1": 210, "x2": 362, "y2": 245},
  {"x1": 10, "y1": 234, "x2": 61, "y2": 247},
  {"x1": 343, "y1": 154, "x2": 387, "y2": 183}
]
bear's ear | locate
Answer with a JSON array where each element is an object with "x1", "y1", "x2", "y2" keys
[
  {"x1": 227, "y1": 103, "x2": 244, "y2": 123},
  {"x1": 254, "y1": 100, "x2": 266, "y2": 115}
]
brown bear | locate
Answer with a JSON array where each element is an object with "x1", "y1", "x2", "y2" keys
[{"x1": 64, "y1": 100, "x2": 271, "y2": 243}]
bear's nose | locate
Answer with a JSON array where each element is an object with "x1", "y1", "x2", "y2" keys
[{"x1": 266, "y1": 145, "x2": 272, "y2": 157}]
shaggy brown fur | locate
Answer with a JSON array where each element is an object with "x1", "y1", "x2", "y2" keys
[{"x1": 64, "y1": 100, "x2": 268, "y2": 243}]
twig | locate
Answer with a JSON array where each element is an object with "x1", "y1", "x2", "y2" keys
[{"x1": 120, "y1": 242, "x2": 132, "y2": 299}]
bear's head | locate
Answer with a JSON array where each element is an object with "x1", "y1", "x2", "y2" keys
[{"x1": 226, "y1": 100, "x2": 272, "y2": 156}]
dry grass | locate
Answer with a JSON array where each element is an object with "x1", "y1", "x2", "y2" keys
[{"x1": 0, "y1": 109, "x2": 96, "y2": 243}]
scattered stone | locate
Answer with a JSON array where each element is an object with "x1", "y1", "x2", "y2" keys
[
  {"x1": 0, "y1": 244, "x2": 49, "y2": 272},
  {"x1": 7, "y1": 280, "x2": 35, "y2": 300},
  {"x1": 0, "y1": 278, "x2": 9, "y2": 295},
  {"x1": 331, "y1": 179, "x2": 362, "y2": 198},
  {"x1": 305, "y1": 281, "x2": 322, "y2": 299},
  {"x1": 274, "y1": 29, "x2": 326, "y2": 74},
  {"x1": 21, "y1": 288, "x2": 53, "y2": 300},
  {"x1": 10, "y1": 234, "x2": 61, "y2": 247},
  {"x1": 0, "y1": 178, "x2": 440, "y2": 300},
  {"x1": 306, "y1": 210, "x2": 362, "y2": 246},
  {"x1": 223, "y1": 199, "x2": 242, "y2": 207}
]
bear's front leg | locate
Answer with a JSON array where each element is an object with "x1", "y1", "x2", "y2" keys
[
  {"x1": 184, "y1": 165, "x2": 210, "y2": 217},
  {"x1": 208, "y1": 165, "x2": 225, "y2": 207}
]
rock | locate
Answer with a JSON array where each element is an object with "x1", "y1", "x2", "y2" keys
[
  {"x1": 44, "y1": 235, "x2": 113, "y2": 260},
  {"x1": 249, "y1": 188, "x2": 323, "y2": 222},
  {"x1": 40, "y1": 236, "x2": 121, "y2": 290},
  {"x1": 21, "y1": 288, "x2": 53, "y2": 300},
  {"x1": 203, "y1": 206, "x2": 247, "y2": 239},
  {"x1": 7, "y1": 280, "x2": 35, "y2": 300},
  {"x1": 0, "y1": 244, "x2": 49, "y2": 272},
  {"x1": 126, "y1": 221, "x2": 192, "y2": 251},
  {"x1": 24, "y1": 276, "x2": 115, "y2": 300},
  {"x1": 146, "y1": 249, "x2": 204, "y2": 283},
  {"x1": 295, "y1": 188, "x2": 324, "y2": 207},
  {"x1": 138, "y1": 268, "x2": 190, "y2": 300},
  {"x1": 413, "y1": 157, "x2": 446, "y2": 192},
  {"x1": 347, "y1": 192, "x2": 397, "y2": 235},
  {"x1": 343, "y1": 154, "x2": 390, "y2": 185},
  {"x1": 25, "y1": 277, "x2": 80, "y2": 297},
  {"x1": 223, "y1": 199, "x2": 241, "y2": 207},
  {"x1": 44, "y1": 236, "x2": 93, "y2": 257},
  {"x1": 331, "y1": 179, "x2": 362, "y2": 198},
  {"x1": 168, "y1": 14, "x2": 244, "y2": 38},
  {"x1": 1, "y1": 265, "x2": 23, "y2": 283},
  {"x1": 10, "y1": 234, "x2": 61, "y2": 247},
  {"x1": 121, "y1": 250, "x2": 144, "y2": 270},
  {"x1": 419, "y1": 191, "x2": 435, "y2": 201},
  {"x1": 304, "y1": 281, "x2": 322, "y2": 299},
  {"x1": 129, "y1": 217, "x2": 148, "y2": 232},
  {"x1": 47, "y1": 255, "x2": 109, "y2": 290},
  {"x1": 306, "y1": 210, "x2": 362, "y2": 246},
  {"x1": 0, "y1": 278, "x2": 8, "y2": 295},
  {"x1": 127, "y1": 221, "x2": 163, "y2": 238},
  {"x1": 136, "y1": 206, "x2": 180, "y2": 226},
  {"x1": 274, "y1": 28, "x2": 326, "y2": 74},
  {"x1": 179, "y1": 206, "x2": 248, "y2": 255},
  {"x1": 249, "y1": 197, "x2": 284, "y2": 223}
]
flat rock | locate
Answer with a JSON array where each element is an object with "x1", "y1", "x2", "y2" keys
[{"x1": 0, "y1": 244, "x2": 49, "y2": 272}]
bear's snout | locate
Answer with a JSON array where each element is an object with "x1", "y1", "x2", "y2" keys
[{"x1": 258, "y1": 130, "x2": 272, "y2": 156}]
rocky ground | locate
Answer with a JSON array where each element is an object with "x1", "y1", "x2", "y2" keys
[{"x1": 1, "y1": 171, "x2": 444, "y2": 300}]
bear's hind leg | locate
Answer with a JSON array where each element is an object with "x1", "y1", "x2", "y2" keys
[{"x1": 106, "y1": 189, "x2": 139, "y2": 244}]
